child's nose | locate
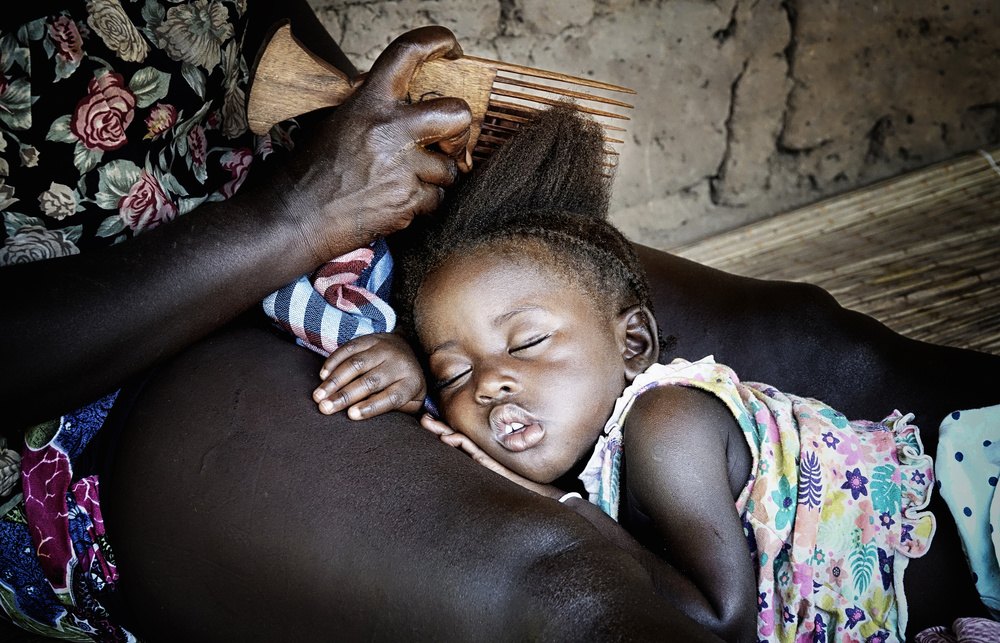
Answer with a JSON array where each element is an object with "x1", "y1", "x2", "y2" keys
[{"x1": 475, "y1": 367, "x2": 519, "y2": 403}]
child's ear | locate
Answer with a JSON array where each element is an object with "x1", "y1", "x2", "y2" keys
[{"x1": 616, "y1": 305, "x2": 659, "y2": 383}]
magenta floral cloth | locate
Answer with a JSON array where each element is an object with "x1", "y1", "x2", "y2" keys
[
  {"x1": 3, "y1": 393, "x2": 125, "y2": 641},
  {"x1": 580, "y1": 358, "x2": 937, "y2": 643}
]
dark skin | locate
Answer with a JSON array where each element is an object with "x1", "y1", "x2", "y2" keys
[
  {"x1": 635, "y1": 247, "x2": 997, "y2": 638},
  {"x1": 424, "y1": 379, "x2": 760, "y2": 642},
  {"x1": 314, "y1": 248, "x2": 755, "y2": 639},
  {"x1": 313, "y1": 331, "x2": 427, "y2": 419},
  {"x1": 85, "y1": 243, "x2": 999, "y2": 641},
  {"x1": 4, "y1": 4, "x2": 997, "y2": 640},
  {"x1": 106, "y1": 323, "x2": 720, "y2": 642},
  {"x1": 416, "y1": 248, "x2": 755, "y2": 641},
  {"x1": 619, "y1": 387, "x2": 757, "y2": 642}
]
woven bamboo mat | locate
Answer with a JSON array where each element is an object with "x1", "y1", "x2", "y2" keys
[{"x1": 671, "y1": 146, "x2": 1000, "y2": 355}]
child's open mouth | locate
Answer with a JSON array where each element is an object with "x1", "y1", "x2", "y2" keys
[{"x1": 491, "y1": 406, "x2": 545, "y2": 452}]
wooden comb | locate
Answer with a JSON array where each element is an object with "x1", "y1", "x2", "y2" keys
[{"x1": 247, "y1": 22, "x2": 635, "y2": 166}]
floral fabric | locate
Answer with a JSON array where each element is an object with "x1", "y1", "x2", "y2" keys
[
  {"x1": 580, "y1": 357, "x2": 937, "y2": 643},
  {"x1": 0, "y1": 393, "x2": 128, "y2": 642},
  {"x1": 0, "y1": 0, "x2": 287, "y2": 265}
]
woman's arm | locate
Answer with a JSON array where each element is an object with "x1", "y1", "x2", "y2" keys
[{"x1": 1, "y1": 26, "x2": 472, "y2": 431}]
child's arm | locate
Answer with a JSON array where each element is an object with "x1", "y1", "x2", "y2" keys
[
  {"x1": 622, "y1": 384, "x2": 757, "y2": 642},
  {"x1": 312, "y1": 333, "x2": 427, "y2": 419}
]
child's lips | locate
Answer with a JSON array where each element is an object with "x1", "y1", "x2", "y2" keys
[
  {"x1": 499, "y1": 422, "x2": 544, "y2": 452},
  {"x1": 491, "y1": 405, "x2": 545, "y2": 452}
]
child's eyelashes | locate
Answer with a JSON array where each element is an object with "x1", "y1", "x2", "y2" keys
[
  {"x1": 434, "y1": 369, "x2": 470, "y2": 392},
  {"x1": 510, "y1": 334, "x2": 551, "y2": 354}
]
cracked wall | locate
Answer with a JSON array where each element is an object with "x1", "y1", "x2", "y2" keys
[{"x1": 307, "y1": 0, "x2": 1000, "y2": 249}]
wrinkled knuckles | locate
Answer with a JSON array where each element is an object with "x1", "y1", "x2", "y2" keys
[
  {"x1": 349, "y1": 355, "x2": 367, "y2": 373},
  {"x1": 385, "y1": 391, "x2": 404, "y2": 410},
  {"x1": 363, "y1": 373, "x2": 382, "y2": 393},
  {"x1": 366, "y1": 123, "x2": 406, "y2": 151}
]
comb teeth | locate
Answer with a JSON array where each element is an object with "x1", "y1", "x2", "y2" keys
[
  {"x1": 491, "y1": 76, "x2": 635, "y2": 109},
  {"x1": 484, "y1": 57, "x2": 638, "y2": 95},
  {"x1": 470, "y1": 62, "x2": 634, "y2": 169}
]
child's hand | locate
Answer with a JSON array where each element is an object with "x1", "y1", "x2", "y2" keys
[
  {"x1": 313, "y1": 333, "x2": 427, "y2": 420},
  {"x1": 420, "y1": 414, "x2": 562, "y2": 499}
]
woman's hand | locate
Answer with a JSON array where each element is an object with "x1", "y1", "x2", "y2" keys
[
  {"x1": 420, "y1": 414, "x2": 563, "y2": 500},
  {"x1": 1, "y1": 26, "x2": 471, "y2": 430},
  {"x1": 313, "y1": 333, "x2": 426, "y2": 419},
  {"x1": 277, "y1": 26, "x2": 473, "y2": 265}
]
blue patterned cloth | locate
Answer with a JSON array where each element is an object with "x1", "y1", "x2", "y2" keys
[{"x1": 262, "y1": 238, "x2": 396, "y2": 357}]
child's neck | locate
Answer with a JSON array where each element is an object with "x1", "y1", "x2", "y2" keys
[{"x1": 551, "y1": 446, "x2": 594, "y2": 495}]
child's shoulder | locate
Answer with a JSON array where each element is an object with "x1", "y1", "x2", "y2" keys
[
  {"x1": 624, "y1": 376, "x2": 752, "y2": 503},
  {"x1": 626, "y1": 383, "x2": 737, "y2": 448}
]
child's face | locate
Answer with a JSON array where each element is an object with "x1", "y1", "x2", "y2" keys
[{"x1": 415, "y1": 247, "x2": 630, "y2": 484}]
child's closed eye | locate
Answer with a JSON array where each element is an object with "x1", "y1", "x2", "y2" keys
[
  {"x1": 434, "y1": 368, "x2": 470, "y2": 391},
  {"x1": 510, "y1": 334, "x2": 551, "y2": 353}
]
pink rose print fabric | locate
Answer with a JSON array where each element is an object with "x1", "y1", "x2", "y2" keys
[
  {"x1": 218, "y1": 146, "x2": 253, "y2": 198},
  {"x1": 143, "y1": 103, "x2": 177, "y2": 139},
  {"x1": 118, "y1": 169, "x2": 177, "y2": 232},
  {"x1": 580, "y1": 358, "x2": 937, "y2": 643},
  {"x1": 0, "y1": 0, "x2": 298, "y2": 267},
  {"x1": 71, "y1": 71, "x2": 136, "y2": 152},
  {"x1": 50, "y1": 16, "x2": 85, "y2": 79}
]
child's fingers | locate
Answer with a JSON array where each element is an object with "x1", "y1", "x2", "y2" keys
[
  {"x1": 345, "y1": 381, "x2": 421, "y2": 420},
  {"x1": 421, "y1": 413, "x2": 455, "y2": 435},
  {"x1": 445, "y1": 436, "x2": 513, "y2": 479},
  {"x1": 439, "y1": 432, "x2": 462, "y2": 446},
  {"x1": 318, "y1": 337, "x2": 364, "y2": 380},
  {"x1": 313, "y1": 367, "x2": 384, "y2": 415},
  {"x1": 316, "y1": 340, "x2": 379, "y2": 389},
  {"x1": 445, "y1": 433, "x2": 487, "y2": 460}
]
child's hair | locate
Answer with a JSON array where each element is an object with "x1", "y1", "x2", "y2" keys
[{"x1": 393, "y1": 105, "x2": 663, "y2": 345}]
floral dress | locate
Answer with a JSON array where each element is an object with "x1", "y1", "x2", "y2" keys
[{"x1": 580, "y1": 357, "x2": 937, "y2": 643}]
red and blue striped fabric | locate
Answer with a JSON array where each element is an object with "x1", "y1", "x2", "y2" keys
[{"x1": 262, "y1": 238, "x2": 396, "y2": 357}]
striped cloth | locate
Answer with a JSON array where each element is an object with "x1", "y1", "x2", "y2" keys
[{"x1": 263, "y1": 238, "x2": 396, "y2": 356}]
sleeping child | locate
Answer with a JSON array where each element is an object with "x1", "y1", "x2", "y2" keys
[{"x1": 303, "y1": 106, "x2": 1000, "y2": 643}]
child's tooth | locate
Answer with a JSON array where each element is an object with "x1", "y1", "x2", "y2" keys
[{"x1": 504, "y1": 422, "x2": 525, "y2": 435}]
